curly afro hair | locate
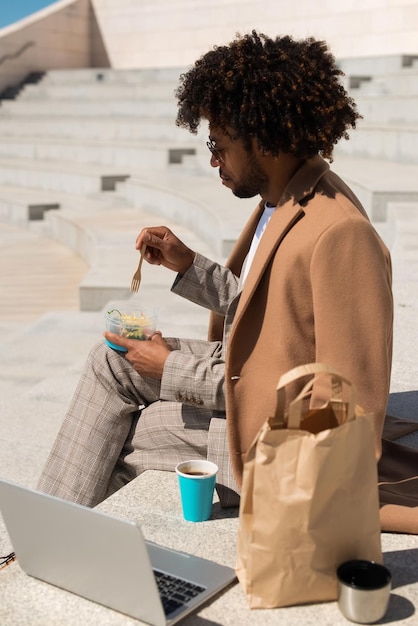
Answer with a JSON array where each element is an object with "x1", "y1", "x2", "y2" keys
[{"x1": 175, "y1": 30, "x2": 361, "y2": 161}]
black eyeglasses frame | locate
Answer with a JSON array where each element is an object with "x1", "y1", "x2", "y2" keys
[{"x1": 206, "y1": 137, "x2": 224, "y2": 162}]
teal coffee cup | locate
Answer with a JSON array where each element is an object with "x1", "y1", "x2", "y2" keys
[{"x1": 175, "y1": 460, "x2": 218, "y2": 522}]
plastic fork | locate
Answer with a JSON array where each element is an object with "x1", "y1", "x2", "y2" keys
[{"x1": 130, "y1": 244, "x2": 146, "y2": 293}]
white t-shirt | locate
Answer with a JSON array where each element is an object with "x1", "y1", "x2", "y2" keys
[{"x1": 241, "y1": 203, "x2": 275, "y2": 286}]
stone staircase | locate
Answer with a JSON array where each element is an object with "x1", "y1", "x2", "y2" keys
[
  {"x1": 0, "y1": 61, "x2": 416, "y2": 299},
  {"x1": 0, "y1": 220, "x2": 212, "y2": 489},
  {"x1": 0, "y1": 66, "x2": 259, "y2": 313},
  {"x1": 333, "y1": 57, "x2": 418, "y2": 225},
  {"x1": 337, "y1": 60, "x2": 418, "y2": 165}
]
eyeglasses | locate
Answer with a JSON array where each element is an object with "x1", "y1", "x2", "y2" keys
[{"x1": 206, "y1": 137, "x2": 224, "y2": 162}]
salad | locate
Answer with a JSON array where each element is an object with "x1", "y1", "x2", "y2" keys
[{"x1": 107, "y1": 309, "x2": 153, "y2": 340}]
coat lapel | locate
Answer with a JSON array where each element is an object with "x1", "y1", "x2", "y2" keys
[
  {"x1": 231, "y1": 200, "x2": 304, "y2": 329},
  {"x1": 232, "y1": 156, "x2": 330, "y2": 327},
  {"x1": 207, "y1": 202, "x2": 264, "y2": 341}
]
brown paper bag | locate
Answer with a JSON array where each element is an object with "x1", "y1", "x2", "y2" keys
[{"x1": 236, "y1": 363, "x2": 383, "y2": 609}]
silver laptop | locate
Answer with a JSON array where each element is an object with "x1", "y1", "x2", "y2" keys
[{"x1": 0, "y1": 479, "x2": 236, "y2": 626}]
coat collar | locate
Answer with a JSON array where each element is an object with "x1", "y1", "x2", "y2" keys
[
  {"x1": 225, "y1": 155, "x2": 330, "y2": 273},
  {"x1": 279, "y1": 154, "x2": 330, "y2": 208},
  {"x1": 227, "y1": 155, "x2": 329, "y2": 273}
]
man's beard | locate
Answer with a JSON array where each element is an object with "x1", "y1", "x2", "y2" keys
[{"x1": 231, "y1": 152, "x2": 268, "y2": 199}]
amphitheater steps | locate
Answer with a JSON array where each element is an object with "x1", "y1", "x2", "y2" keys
[
  {"x1": 42, "y1": 67, "x2": 186, "y2": 85},
  {"x1": 336, "y1": 123, "x2": 418, "y2": 164},
  {"x1": 17, "y1": 79, "x2": 181, "y2": 101},
  {"x1": 0, "y1": 116, "x2": 192, "y2": 141},
  {"x1": 352, "y1": 65, "x2": 418, "y2": 97},
  {"x1": 332, "y1": 154, "x2": 418, "y2": 221},
  {"x1": 0, "y1": 155, "x2": 132, "y2": 194},
  {"x1": 0, "y1": 98, "x2": 178, "y2": 117},
  {"x1": 0, "y1": 64, "x2": 417, "y2": 317},
  {"x1": 0, "y1": 136, "x2": 196, "y2": 169},
  {"x1": 0, "y1": 223, "x2": 88, "y2": 331}
]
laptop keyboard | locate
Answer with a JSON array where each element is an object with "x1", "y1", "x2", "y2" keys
[{"x1": 153, "y1": 569, "x2": 206, "y2": 616}]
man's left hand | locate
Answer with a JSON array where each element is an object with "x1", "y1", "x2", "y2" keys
[{"x1": 103, "y1": 331, "x2": 171, "y2": 379}]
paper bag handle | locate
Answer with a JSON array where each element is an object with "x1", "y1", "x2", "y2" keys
[{"x1": 270, "y1": 362, "x2": 355, "y2": 429}]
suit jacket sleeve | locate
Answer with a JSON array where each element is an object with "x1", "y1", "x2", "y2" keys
[
  {"x1": 159, "y1": 253, "x2": 240, "y2": 410},
  {"x1": 171, "y1": 252, "x2": 240, "y2": 314},
  {"x1": 159, "y1": 345, "x2": 226, "y2": 410}
]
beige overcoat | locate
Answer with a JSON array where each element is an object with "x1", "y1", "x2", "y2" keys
[{"x1": 208, "y1": 156, "x2": 393, "y2": 484}]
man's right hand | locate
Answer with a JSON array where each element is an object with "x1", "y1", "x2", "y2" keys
[{"x1": 135, "y1": 226, "x2": 196, "y2": 274}]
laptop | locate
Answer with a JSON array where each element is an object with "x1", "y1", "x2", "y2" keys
[{"x1": 0, "y1": 479, "x2": 236, "y2": 625}]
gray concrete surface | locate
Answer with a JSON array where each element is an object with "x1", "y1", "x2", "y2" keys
[{"x1": 1, "y1": 472, "x2": 418, "y2": 625}]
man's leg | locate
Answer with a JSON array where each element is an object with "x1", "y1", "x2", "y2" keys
[
  {"x1": 37, "y1": 341, "x2": 163, "y2": 506},
  {"x1": 106, "y1": 401, "x2": 213, "y2": 498},
  {"x1": 38, "y1": 338, "x2": 219, "y2": 507}
]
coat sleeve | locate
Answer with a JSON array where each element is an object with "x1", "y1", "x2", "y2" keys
[{"x1": 310, "y1": 216, "x2": 393, "y2": 457}]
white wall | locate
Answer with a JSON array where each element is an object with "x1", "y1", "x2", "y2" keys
[
  {"x1": 91, "y1": 0, "x2": 418, "y2": 69},
  {"x1": 0, "y1": 0, "x2": 108, "y2": 93}
]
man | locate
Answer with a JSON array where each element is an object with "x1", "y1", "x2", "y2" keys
[{"x1": 38, "y1": 31, "x2": 393, "y2": 509}]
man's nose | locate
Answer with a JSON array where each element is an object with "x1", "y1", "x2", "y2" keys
[{"x1": 210, "y1": 153, "x2": 221, "y2": 167}]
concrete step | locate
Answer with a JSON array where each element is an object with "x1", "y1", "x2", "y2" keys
[
  {"x1": 0, "y1": 185, "x2": 134, "y2": 228},
  {"x1": 386, "y1": 202, "x2": 418, "y2": 269},
  {"x1": 41, "y1": 195, "x2": 223, "y2": 311},
  {"x1": 355, "y1": 95, "x2": 418, "y2": 124},
  {"x1": 41, "y1": 67, "x2": 185, "y2": 85},
  {"x1": 0, "y1": 136, "x2": 198, "y2": 169},
  {"x1": 18, "y1": 81, "x2": 180, "y2": 101},
  {"x1": 0, "y1": 186, "x2": 61, "y2": 226},
  {"x1": 4, "y1": 157, "x2": 415, "y2": 317},
  {"x1": 0, "y1": 98, "x2": 178, "y2": 117},
  {"x1": 14, "y1": 92, "x2": 418, "y2": 130},
  {"x1": 339, "y1": 54, "x2": 418, "y2": 79},
  {"x1": 332, "y1": 155, "x2": 418, "y2": 220},
  {"x1": 336, "y1": 123, "x2": 418, "y2": 164},
  {"x1": 353, "y1": 66, "x2": 418, "y2": 96},
  {"x1": 0, "y1": 156, "x2": 130, "y2": 194},
  {"x1": 0, "y1": 223, "x2": 88, "y2": 335},
  {"x1": 118, "y1": 169, "x2": 256, "y2": 259},
  {"x1": 0, "y1": 116, "x2": 197, "y2": 141},
  {"x1": 120, "y1": 158, "x2": 418, "y2": 256}
]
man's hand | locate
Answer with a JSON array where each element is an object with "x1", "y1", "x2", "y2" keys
[
  {"x1": 135, "y1": 226, "x2": 195, "y2": 274},
  {"x1": 103, "y1": 331, "x2": 171, "y2": 379}
]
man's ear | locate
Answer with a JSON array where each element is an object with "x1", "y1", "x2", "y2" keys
[{"x1": 252, "y1": 137, "x2": 268, "y2": 156}]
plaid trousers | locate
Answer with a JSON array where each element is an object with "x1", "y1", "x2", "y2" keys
[{"x1": 37, "y1": 340, "x2": 240, "y2": 508}]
